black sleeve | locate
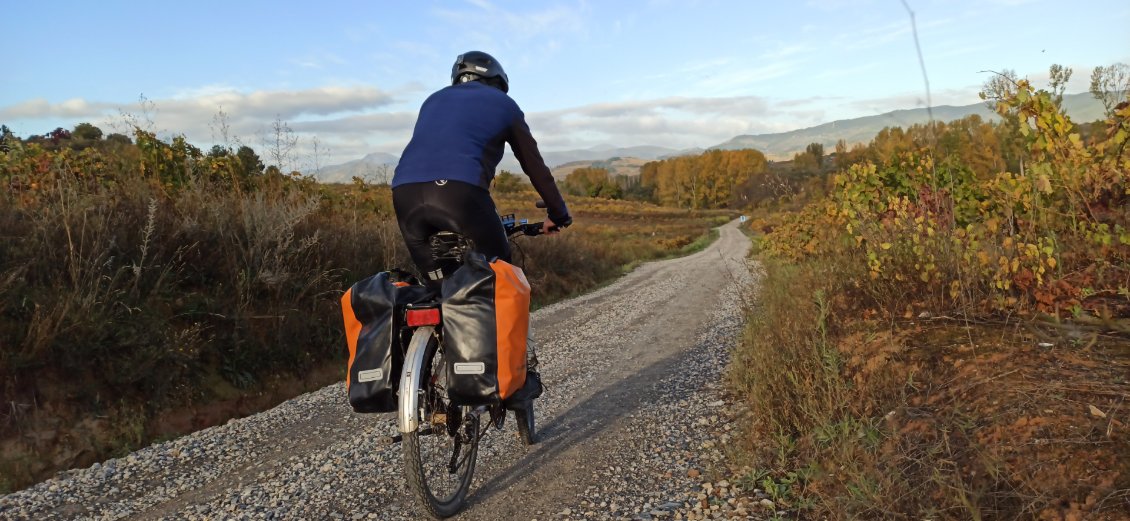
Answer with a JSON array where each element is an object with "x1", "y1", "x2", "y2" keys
[{"x1": 508, "y1": 115, "x2": 571, "y2": 226}]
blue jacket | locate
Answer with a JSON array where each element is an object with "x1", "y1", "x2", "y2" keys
[{"x1": 392, "y1": 82, "x2": 569, "y2": 223}]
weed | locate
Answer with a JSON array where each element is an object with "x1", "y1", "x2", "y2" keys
[{"x1": 0, "y1": 136, "x2": 729, "y2": 491}]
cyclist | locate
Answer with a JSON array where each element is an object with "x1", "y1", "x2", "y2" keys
[{"x1": 391, "y1": 50, "x2": 572, "y2": 289}]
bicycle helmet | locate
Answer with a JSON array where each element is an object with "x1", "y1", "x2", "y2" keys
[{"x1": 451, "y1": 51, "x2": 509, "y2": 93}]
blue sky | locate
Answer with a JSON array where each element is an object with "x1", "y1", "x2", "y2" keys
[{"x1": 2, "y1": 0, "x2": 1128, "y2": 167}]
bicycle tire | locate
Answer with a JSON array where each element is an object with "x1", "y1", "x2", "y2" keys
[
  {"x1": 403, "y1": 335, "x2": 479, "y2": 518},
  {"x1": 514, "y1": 400, "x2": 536, "y2": 445}
]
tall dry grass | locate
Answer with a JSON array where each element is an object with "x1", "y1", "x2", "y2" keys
[
  {"x1": 0, "y1": 137, "x2": 405, "y2": 489},
  {"x1": 728, "y1": 258, "x2": 930, "y2": 517},
  {"x1": 0, "y1": 132, "x2": 729, "y2": 491},
  {"x1": 730, "y1": 85, "x2": 1130, "y2": 518}
]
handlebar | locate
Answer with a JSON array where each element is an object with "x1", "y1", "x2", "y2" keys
[
  {"x1": 501, "y1": 215, "x2": 546, "y2": 237},
  {"x1": 501, "y1": 200, "x2": 565, "y2": 237},
  {"x1": 501, "y1": 201, "x2": 553, "y2": 237}
]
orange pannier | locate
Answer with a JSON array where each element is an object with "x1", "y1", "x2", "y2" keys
[{"x1": 440, "y1": 252, "x2": 531, "y2": 405}]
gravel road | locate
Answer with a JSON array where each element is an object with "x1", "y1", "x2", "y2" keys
[{"x1": 1, "y1": 219, "x2": 761, "y2": 521}]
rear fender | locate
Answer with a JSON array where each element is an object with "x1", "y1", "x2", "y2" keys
[{"x1": 398, "y1": 326, "x2": 436, "y2": 433}]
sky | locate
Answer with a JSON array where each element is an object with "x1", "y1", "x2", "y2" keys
[{"x1": 2, "y1": 0, "x2": 1128, "y2": 169}]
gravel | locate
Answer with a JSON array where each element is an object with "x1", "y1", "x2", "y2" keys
[{"x1": 0, "y1": 220, "x2": 767, "y2": 521}]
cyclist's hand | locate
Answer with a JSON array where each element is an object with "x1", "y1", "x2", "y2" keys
[{"x1": 545, "y1": 218, "x2": 563, "y2": 234}]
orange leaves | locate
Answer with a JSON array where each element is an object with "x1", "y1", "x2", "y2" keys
[{"x1": 757, "y1": 80, "x2": 1128, "y2": 319}]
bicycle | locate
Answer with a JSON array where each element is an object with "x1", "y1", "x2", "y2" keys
[{"x1": 388, "y1": 207, "x2": 550, "y2": 518}]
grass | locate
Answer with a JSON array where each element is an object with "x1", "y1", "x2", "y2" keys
[
  {"x1": 724, "y1": 87, "x2": 1130, "y2": 519},
  {"x1": 728, "y1": 253, "x2": 1130, "y2": 519},
  {"x1": 0, "y1": 138, "x2": 729, "y2": 492}
]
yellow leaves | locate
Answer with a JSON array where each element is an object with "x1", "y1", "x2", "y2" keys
[
  {"x1": 1035, "y1": 174, "x2": 1053, "y2": 194},
  {"x1": 1068, "y1": 133, "x2": 1083, "y2": 149},
  {"x1": 1046, "y1": 256, "x2": 1057, "y2": 269},
  {"x1": 880, "y1": 242, "x2": 892, "y2": 250}
]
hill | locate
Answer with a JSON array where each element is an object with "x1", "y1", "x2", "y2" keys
[
  {"x1": 549, "y1": 156, "x2": 652, "y2": 180},
  {"x1": 311, "y1": 93, "x2": 1107, "y2": 181},
  {"x1": 712, "y1": 92, "x2": 1105, "y2": 159},
  {"x1": 312, "y1": 152, "x2": 398, "y2": 183}
]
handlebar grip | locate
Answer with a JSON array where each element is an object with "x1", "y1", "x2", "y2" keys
[{"x1": 535, "y1": 200, "x2": 547, "y2": 209}]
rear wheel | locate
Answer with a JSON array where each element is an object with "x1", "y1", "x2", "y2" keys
[{"x1": 403, "y1": 336, "x2": 479, "y2": 518}]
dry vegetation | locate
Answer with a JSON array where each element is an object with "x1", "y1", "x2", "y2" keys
[
  {"x1": 0, "y1": 128, "x2": 730, "y2": 492},
  {"x1": 728, "y1": 83, "x2": 1130, "y2": 519}
]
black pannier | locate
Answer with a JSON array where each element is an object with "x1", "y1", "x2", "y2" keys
[{"x1": 340, "y1": 272, "x2": 431, "y2": 413}]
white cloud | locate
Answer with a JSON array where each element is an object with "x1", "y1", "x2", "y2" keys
[
  {"x1": 1, "y1": 86, "x2": 393, "y2": 122},
  {"x1": 0, "y1": 86, "x2": 403, "y2": 165},
  {"x1": 1, "y1": 98, "x2": 117, "y2": 120},
  {"x1": 291, "y1": 112, "x2": 417, "y2": 134},
  {"x1": 1, "y1": 82, "x2": 989, "y2": 169},
  {"x1": 524, "y1": 94, "x2": 795, "y2": 150}
]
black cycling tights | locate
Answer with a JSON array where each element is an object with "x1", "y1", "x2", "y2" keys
[{"x1": 392, "y1": 180, "x2": 510, "y2": 288}]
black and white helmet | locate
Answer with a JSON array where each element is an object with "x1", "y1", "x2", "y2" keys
[{"x1": 451, "y1": 51, "x2": 509, "y2": 93}]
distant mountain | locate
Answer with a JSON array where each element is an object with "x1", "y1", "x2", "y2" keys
[
  {"x1": 499, "y1": 145, "x2": 689, "y2": 173},
  {"x1": 311, "y1": 145, "x2": 691, "y2": 183},
  {"x1": 313, "y1": 152, "x2": 399, "y2": 184},
  {"x1": 312, "y1": 93, "x2": 1107, "y2": 182},
  {"x1": 712, "y1": 92, "x2": 1105, "y2": 159},
  {"x1": 550, "y1": 156, "x2": 652, "y2": 180}
]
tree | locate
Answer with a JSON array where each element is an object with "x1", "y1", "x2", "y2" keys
[
  {"x1": 0, "y1": 125, "x2": 15, "y2": 153},
  {"x1": 1047, "y1": 64, "x2": 1073, "y2": 109},
  {"x1": 263, "y1": 115, "x2": 298, "y2": 173},
  {"x1": 105, "y1": 133, "x2": 133, "y2": 147},
  {"x1": 236, "y1": 145, "x2": 265, "y2": 180},
  {"x1": 980, "y1": 69, "x2": 1020, "y2": 111},
  {"x1": 72, "y1": 122, "x2": 103, "y2": 141},
  {"x1": 1089, "y1": 63, "x2": 1130, "y2": 117},
  {"x1": 564, "y1": 167, "x2": 617, "y2": 198},
  {"x1": 492, "y1": 170, "x2": 525, "y2": 193},
  {"x1": 805, "y1": 142, "x2": 824, "y2": 167},
  {"x1": 208, "y1": 144, "x2": 231, "y2": 158},
  {"x1": 791, "y1": 150, "x2": 819, "y2": 175},
  {"x1": 46, "y1": 127, "x2": 72, "y2": 145}
]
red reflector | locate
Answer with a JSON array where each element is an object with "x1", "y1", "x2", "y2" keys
[{"x1": 406, "y1": 308, "x2": 441, "y2": 327}]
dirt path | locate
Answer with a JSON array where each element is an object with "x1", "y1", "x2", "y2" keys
[
  {"x1": 457, "y1": 222, "x2": 750, "y2": 519},
  {"x1": 1, "y1": 220, "x2": 752, "y2": 520}
]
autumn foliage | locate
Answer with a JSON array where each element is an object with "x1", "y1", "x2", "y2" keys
[
  {"x1": 0, "y1": 126, "x2": 727, "y2": 492},
  {"x1": 761, "y1": 82, "x2": 1130, "y2": 320},
  {"x1": 640, "y1": 148, "x2": 769, "y2": 208},
  {"x1": 733, "y1": 82, "x2": 1130, "y2": 518}
]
